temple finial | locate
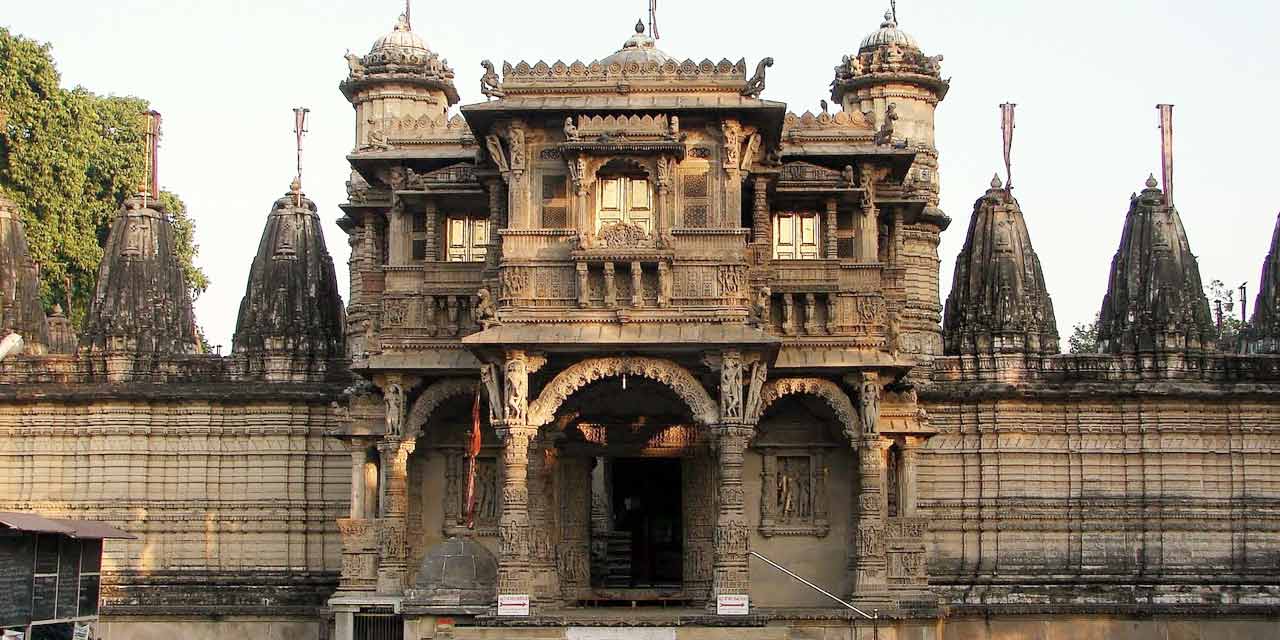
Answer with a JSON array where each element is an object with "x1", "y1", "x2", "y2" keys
[
  {"x1": 1145, "y1": 174, "x2": 1159, "y2": 190},
  {"x1": 991, "y1": 173, "x2": 1003, "y2": 190},
  {"x1": 292, "y1": 107, "x2": 310, "y2": 206}
]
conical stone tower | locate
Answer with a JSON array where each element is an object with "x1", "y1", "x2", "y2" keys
[
  {"x1": 0, "y1": 192, "x2": 50, "y2": 355},
  {"x1": 232, "y1": 181, "x2": 346, "y2": 381},
  {"x1": 943, "y1": 175, "x2": 1058, "y2": 356},
  {"x1": 1097, "y1": 176, "x2": 1213, "y2": 354},
  {"x1": 80, "y1": 196, "x2": 200, "y2": 354},
  {"x1": 1245, "y1": 213, "x2": 1280, "y2": 353}
]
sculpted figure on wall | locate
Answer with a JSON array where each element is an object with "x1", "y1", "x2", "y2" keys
[
  {"x1": 741, "y1": 57, "x2": 773, "y2": 98},
  {"x1": 505, "y1": 354, "x2": 528, "y2": 424},
  {"x1": 721, "y1": 350, "x2": 744, "y2": 421},
  {"x1": 475, "y1": 288, "x2": 499, "y2": 329},
  {"x1": 749, "y1": 286, "x2": 772, "y2": 328},
  {"x1": 384, "y1": 382, "x2": 405, "y2": 436},
  {"x1": 857, "y1": 372, "x2": 880, "y2": 436},
  {"x1": 480, "y1": 363, "x2": 503, "y2": 423},
  {"x1": 873, "y1": 103, "x2": 898, "y2": 146},
  {"x1": 745, "y1": 361, "x2": 767, "y2": 423},
  {"x1": 563, "y1": 117, "x2": 580, "y2": 141},
  {"x1": 480, "y1": 60, "x2": 504, "y2": 99}
]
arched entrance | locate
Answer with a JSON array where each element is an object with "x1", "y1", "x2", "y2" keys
[{"x1": 529, "y1": 357, "x2": 718, "y2": 605}]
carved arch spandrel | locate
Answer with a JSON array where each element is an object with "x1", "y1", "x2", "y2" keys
[
  {"x1": 528, "y1": 357, "x2": 719, "y2": 427},
  {"x1": 406, "y1": 377, "x2": 478, "y2": 438},
  {"x1": 758, "y1": 378, "x2": 858, "y2": 444}
]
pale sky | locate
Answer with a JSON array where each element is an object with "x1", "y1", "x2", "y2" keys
[{"x1": 4, "y1": 0, "x2": 1278, "y2": 350}]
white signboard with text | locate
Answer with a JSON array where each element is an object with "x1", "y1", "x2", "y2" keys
[
  {"x1": 497, "y1": 594, "x2": 530, "y2": 616},
  {"x1": 716, "y1": 594, "x2": 750, "y2": 615}
]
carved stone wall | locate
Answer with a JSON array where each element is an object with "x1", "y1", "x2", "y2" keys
[
  {"x1": 0, "y1": 391, "x2": 348, "y2": 616},
  {"x1": 920, "y1": 385, "x2": 1280, "y2": 609}
]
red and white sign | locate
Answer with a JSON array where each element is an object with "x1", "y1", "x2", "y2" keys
[
  {"x1": 716, "y1": 594, "x2": 749, "y2": 616},
  {"x1": 498, "y1": 594, "x2": 530, "y2": 616}
]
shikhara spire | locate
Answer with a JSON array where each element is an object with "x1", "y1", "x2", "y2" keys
[{"x1": 1097, "y1": 176, "x2": 1213, "y2": 355}]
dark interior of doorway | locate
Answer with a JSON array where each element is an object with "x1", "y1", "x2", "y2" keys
[{"x1": 605, "y1": 458, "x2": 683, "y2": 589}]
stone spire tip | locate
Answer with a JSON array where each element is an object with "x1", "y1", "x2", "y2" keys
[
  {"x1": 991, "y1": 173, "x2": 1003, "y2": 190},
  {"x1": 1145, "y1": 174, "x2": 1159, "y2": 190}
]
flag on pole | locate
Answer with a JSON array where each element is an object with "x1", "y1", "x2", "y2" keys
[
  {"x1": 1000, "y1": 103, "x2": 1016, "y2": 190},
  {"x1": 1157, "y1": 104, "x2": 1174, "y2": 207},
  {"x1": 649, "y1": 0, "x2": 659, "y2": 39},
  {"x1": 464, "y1": 386, "x2": 483, "y2": 529}
]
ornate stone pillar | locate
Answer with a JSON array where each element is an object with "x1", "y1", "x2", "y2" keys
[
  {"x1": 349, "y1": 446, "x2": 368, "y2": 519},
  {"x1": 711, "y1": 424, "x2": 753, "y2": 610},
  {"x1": 484, "y1": 177, "x2": 506, "y2": 272},
  {"x1": 752, "y1": 176, "x2": 771, "y2": 246},
  {"x1": 376, "y1": 437, "x2": 415, "y2": 594},
  {"x1": 851, "y1": 436, "x2": 891, "y2": 604},
  {"x1": 496, "y1": 425, "x2": 536, "y2": 602},
  {"x1": 557, "y1": 455, "x2": 592, "y2": 602},
  {"x1": 528, "y1": 433, "x2": 561, "y2": 605},
  {"x1": 388, "y1": 198, "x2": 409, "y2": 265},
  {"x1": 901, "y1": 436, "x2": 927, "y2": 517},
  {"x1": 825, "y1": 197, "x2": 839, "y2": 259},
  {"x1": 859, "y1": 166, "x2": 880, "y2": 263},
  {"x1": 631, "y1": 261, "x2": 644, "y2": 308},
  {"x1": 495, "y1": 349, "x2": 536, "y2": 606},
  {"x1": 710, "y1": 348, "x2": 752, "y2": 611},
  {"x1": 423, "y1": 198, "x2": 439, "y2": 262}
]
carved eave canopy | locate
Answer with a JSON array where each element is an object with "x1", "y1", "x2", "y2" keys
[
  {"x1": 347, "y1": 148, "x2": 477, "y2": 191},
  {"x1": 460, "y1": 95, "x2": 787, "y2": 146},
  {"x1": 340, "y1": 73, "x2": 461, "y2": 106},
  {"x1": 462, "y1": 322, "x2": 779, "y2": 362},
  {"x1": 831, "y1": 72, "x2": 950, "y2": 105}
]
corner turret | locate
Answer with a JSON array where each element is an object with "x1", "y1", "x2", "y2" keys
[
  {"x1": 341, "y1": 10, "x2": 460, "y2": 153},
  {"x1": 1097, "y1": 176, "x2": 1213, "y2": 355},
  {"x1": 943, "y1": 175, "x2": 1058, "y2": 356},
  {"x1": 0, "y1": 192, "x2": 50, "y2": 355},
  {"x1": 80, "y1": 196, "x2": 201, "y2": 355},
  {"x1": 232, "y1": 181, "x2": 346, "y2": 381}
]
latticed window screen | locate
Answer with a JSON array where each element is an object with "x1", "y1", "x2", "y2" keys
[
  {"x1": 541, "y1": 174, "x2": 569, "y2": 228},
  {"x1": 354, "y1": 614, "x2": 404, "y2": 640},
  {"x1": 682, "y1": 170, "x2": 710, "y2": 228},
  {"x1": 446, "y1": 216, "x2": 488, "y2": 262},
  {"x1": 773, "y1": 212, "x2": 821, "y2": 259}
]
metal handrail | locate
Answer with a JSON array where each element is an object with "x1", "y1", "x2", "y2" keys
[{"x1": 749, "y1": 551, "x2": 877, "y2": 620}]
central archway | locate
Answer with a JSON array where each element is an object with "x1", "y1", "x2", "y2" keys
[{"x1": 527, "y1": 357, "x2": 718, "y2": 427}]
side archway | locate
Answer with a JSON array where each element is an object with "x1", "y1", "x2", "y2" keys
[
  {"x1": 758, "y1": 378, "x2": 858, "y2": 443},
  {"x1": 407, "y1": 377, "x2": 477, "y2": 438},
  {"x1": 528, "y1": 357, "x2": 719, "y2": 427}
]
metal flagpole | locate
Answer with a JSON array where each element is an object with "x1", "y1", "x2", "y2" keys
[
  {"x1": 890, "y1": 0, "x2": 898, "y2": 23},
  {"x1": 405, "y1": 0, "x2": 412, "y2": 28},
  {"x1": 649, "y1": 0, "x2": 659, "y2": 39},
  {"x1": 1003, "y1": 103, "x2": 1013, "y2": 189},
  {"x1": 293, "y1": 107, "x2": 310, "y2": 206},
  {"x1": 1158, "y1": 104, "x2": 1174, "y2": 207}
]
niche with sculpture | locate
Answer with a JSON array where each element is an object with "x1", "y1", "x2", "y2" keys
[{"x1": 754, "y1": 395, "x2": 841, "y2": 538}]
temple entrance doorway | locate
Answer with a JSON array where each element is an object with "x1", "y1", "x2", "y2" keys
[
  {"x1": 550, "y1": 371, "x2": 716, "y2": 606},
  {"x1": 600, "y1": 457, "x2": 683, "y2": 589}
]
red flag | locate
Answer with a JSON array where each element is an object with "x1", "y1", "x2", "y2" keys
[
  {"x1": 464, "y1": 386, "x2": 482, "y2": 529},
  {"x1": 1158, "y1": 104, "x2": 1174, "y2": 207},
  {"x1": 1000, "y1": 103, "x2": 1016, "y2": 190}
]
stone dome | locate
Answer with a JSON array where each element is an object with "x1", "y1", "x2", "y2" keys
[
  {"x1": 370, "y1": 14, "x2": 431, "y2": 58},
  {"x1": 600, "y1": 20, "x2": 675, "y2": 66},
  {"x1": 408, "y1": 537, "x2": 497, "y2": 609},
  {"x1": 860, "y1": 10, "x2": 920, "y2": 51}
]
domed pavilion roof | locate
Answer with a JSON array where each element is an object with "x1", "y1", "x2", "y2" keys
[
  {"x1": 370, "y1": 13, "x2": 431, "y2": 59},
  {"x1": 600, "y1": 20, "x2": 675, "y2": 67},
  {"x1": 860, "y1": 10, "x2": 920, "y2": 51}
]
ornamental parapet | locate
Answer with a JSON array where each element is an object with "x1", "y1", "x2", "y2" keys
[{"x1": 499, "y1": 58, "x2": 747, "y2": 95}]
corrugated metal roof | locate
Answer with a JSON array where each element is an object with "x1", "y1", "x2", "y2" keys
[{"x1": 0, "y1": 512, "x2": 135, "y2": 539}]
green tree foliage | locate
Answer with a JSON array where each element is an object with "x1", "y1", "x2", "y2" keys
[
  {"x1": 0, "y1": 27, "x2": 207, "y2": 327},
  {"x1": 1067, "y1": 313, "x2": 1101, "y2": 354}
]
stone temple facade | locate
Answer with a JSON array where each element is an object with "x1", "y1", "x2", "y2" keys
[{"x1": 1, "y1": 7, "x2": 1279, "y2": 640}]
